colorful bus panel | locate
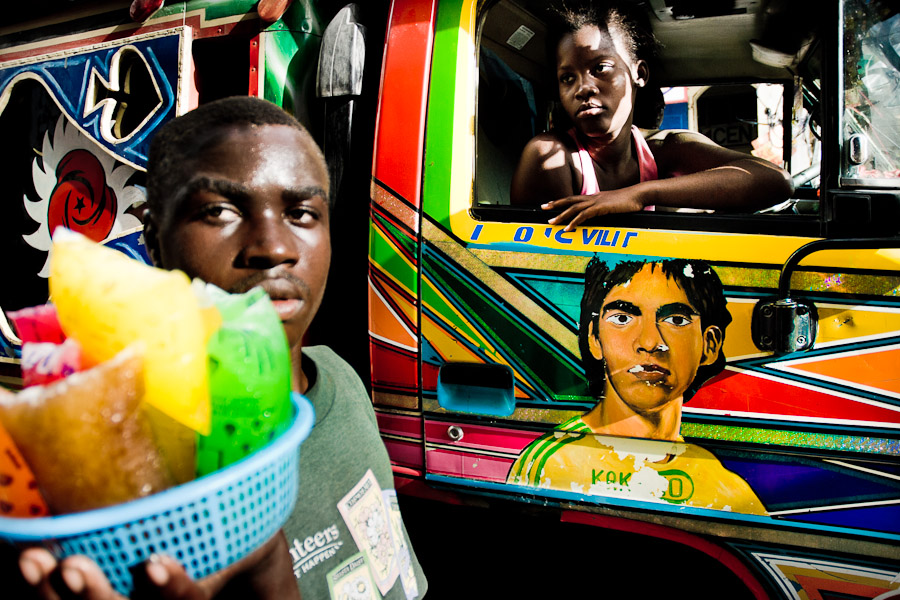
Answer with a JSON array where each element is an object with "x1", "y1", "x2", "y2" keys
[{"x1": 369, "y1": 1, "x2": 900, "y2": 598}]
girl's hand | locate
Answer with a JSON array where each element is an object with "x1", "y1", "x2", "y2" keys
[{"x1": 544, "y1": 186, "x2": 648, "y2": 231}]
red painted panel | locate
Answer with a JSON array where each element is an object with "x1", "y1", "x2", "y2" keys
[
  {"x1": 384, "y1": 438, "x2": 424, "y2": 470},
  {"x1": 422, "y1": 361, "x2": 439, "y2": 392},
  {"x1": 377, "y1": 413, "x2": 422, "y2": 438},
  {"x1": 424, "y1": 421, "x2": 538, "y2": 453},
  {"x1": 689, "y1": 370, "x2": 900, "y2": 425},
  {"x1": 370, "y1": 339, "x2": 418, "y2": 391},
  {"x1": 372, "y1": 0, "x2": 437, "y2": 206}
]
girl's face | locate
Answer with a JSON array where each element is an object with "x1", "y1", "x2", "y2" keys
[{"x1": 556, "y1": 24, "x2": 646, "y2": 141}]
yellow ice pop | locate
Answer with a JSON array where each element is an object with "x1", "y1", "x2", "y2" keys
[{"x1": 49, "y1": 229, "x2": 212, "y2": 435}]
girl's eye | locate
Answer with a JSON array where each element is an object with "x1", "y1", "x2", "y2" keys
[
  {"x1": 559, "y1": 73, "x2": 575, "y2": 85},
  {"x1": 592, "y1": 63, "x2": 613, "y2": 76},
  {"x1": 661, "y1": 314, "x2": 693, "y2": 327},
  {"x1": 605, "y1": 313, "x2": 633, "y2": 326}
]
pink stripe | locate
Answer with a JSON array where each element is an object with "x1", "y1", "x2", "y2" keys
[
  {"x1": 424, "y1": 420, "x2": 539, "y2": 453},
  {"x1": 426, "y1": 449, "x2": 515, "y2": 482}
]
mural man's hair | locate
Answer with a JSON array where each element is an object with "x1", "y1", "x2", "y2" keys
[
  {"x1": 578, "y1": 256, "x2": 732, "y2": 400},
  {"x1": 146, "y1": 96, "x2": 329, "y2": 213}
]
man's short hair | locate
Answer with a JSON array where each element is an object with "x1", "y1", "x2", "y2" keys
[
  {"x1": 146, "y1": 96, "x2": 328, "y2": 215},
  {"x1": 578, "y1": 257, "x2": 732, "y2": 400}
]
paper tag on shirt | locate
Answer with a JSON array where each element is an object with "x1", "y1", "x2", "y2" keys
[
  {"x1": 384, "y1": 489, "x2": 419, "y2": 599},
  {"x1": 327, "y1": 553, "x2": 377, "y2": 600},
  {"x1": 337, "y1": 469, "x2": 399, "y2": 594}
]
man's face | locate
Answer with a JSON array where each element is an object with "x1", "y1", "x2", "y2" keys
[
  {"x1": 148, "y1": 123, "x2": 331, "y2": 349},
  {"x1": 589, "y1": 263, "x2": 723, "y2": 416}
]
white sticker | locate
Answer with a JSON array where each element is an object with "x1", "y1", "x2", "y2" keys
[
  {"x1": 337, "y1": 470, "x2": 399, "y2": 595},
  {"x1": 506, "y1": 25, "x2": 535, "y2": 50}
]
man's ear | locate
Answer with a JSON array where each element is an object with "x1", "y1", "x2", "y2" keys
[
  {"x1": 699, "y1": 325, "x2": 724, "y2": 366},
  {"x1": 142, "y1": 211, "x2": 161, "y2": 267},
  {"x1": 588, "y1": 320, "x2": 604, "y2": 361},
  {"x1": 633, "y1": 59, "x2": 649, "y2": 88}
]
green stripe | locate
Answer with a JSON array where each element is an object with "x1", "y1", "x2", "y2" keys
[{"x1": 422, "y1": 0, "x2": 465, "y2": 229}]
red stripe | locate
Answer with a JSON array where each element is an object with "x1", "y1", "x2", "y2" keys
[{"x1": 690, "y1": 370, "x2": 900, "y2": 425}]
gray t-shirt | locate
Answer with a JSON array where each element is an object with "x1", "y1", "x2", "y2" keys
[{"x1": 283, "y1": 346, "x2": 427, "y2": 599}]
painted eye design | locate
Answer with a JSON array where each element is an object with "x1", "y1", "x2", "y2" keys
[
  {"x1": 605, "y1": 313, "x2": 633, "y2": 326},
  {"x1": 661, "y1": 314, "x2": 693, "y2": 327}
]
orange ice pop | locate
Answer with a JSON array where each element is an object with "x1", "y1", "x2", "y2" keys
[{"x1": 0, "y1": 406, "x2": 49, "y2": 518}]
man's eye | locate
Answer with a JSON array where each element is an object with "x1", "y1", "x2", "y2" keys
[
  {"x1": 559, "y1": 73, "x2": 575, "y2": 85},
  {"x1": 592, "y1": 63, "x2": 613, "y2": 76},
  {"x1": 286, "y1": 206, "x2": 319, "y2": 225},
  {"x1": 661, "y1": 315, "x2": 693, "y2": 327},
  {"x1": 199, "y1": 204, "x2": 240, "y2": 223},
  {"x1": 605, "y1": 313, "x2": 633, "y2": 326}
]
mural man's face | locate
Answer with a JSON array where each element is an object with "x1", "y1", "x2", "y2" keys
[
  {"x1": 148, "y1": 124, "x2": 331, "y2": 350},
  {"x1": 589, "y1": 263, "x2": 723, "y2": 416}
]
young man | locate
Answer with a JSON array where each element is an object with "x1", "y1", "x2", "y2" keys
[
  {"x1": 14, "y1": 97, "x2": 427, "y2": 599},
  {"x1": 508, "y1": 257, "x2": 766, "y2": 515}
]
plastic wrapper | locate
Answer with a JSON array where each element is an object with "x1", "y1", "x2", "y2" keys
[
  {"x1": 196, "y1": 285, "x2": 292, "y2": 477},
  {"x1": 0, "y1": 347, "x2": 174, "y2": 514},
  {"x1": 49, "y1": 229, "x2": 212, "y2": 435},
  {"x1": 7, "y1": 304, "x2": 66, "y2": 344},
  {"x1": 0, "y1": 405, "x2": 49, "y2": 518},
  {"x1": 20, "y1": 338, "x2": 82, "y2": 387}
]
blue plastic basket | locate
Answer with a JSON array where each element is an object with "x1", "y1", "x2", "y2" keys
[{"x1": 0, "y1": 392, "x2": 314, "y2": 595}]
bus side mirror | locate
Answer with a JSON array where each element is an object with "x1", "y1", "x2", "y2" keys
[
  {"x1": 752, "y1": 297, "x2": 817, "y2": 354},
  {"x1": 316, "y1": 4, "x2": 365, "y2": 98}
]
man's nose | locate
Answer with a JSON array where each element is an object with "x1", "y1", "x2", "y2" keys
[
  {"x1": 636, "y1": 319, "x2": 665, "y2": 353},
  {"x1": 238, "y1": 212, "x2": 299, "y2": 269}
]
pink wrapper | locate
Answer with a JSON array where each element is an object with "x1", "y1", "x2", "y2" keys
[
  {"x1": 7, "y1": 304, "x2": 66, "y2": 344},
  {"x1": 21, "y1": 339, "x2": 82, "y2": 387}
]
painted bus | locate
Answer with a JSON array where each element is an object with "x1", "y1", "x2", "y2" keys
[
  {"x1": 367, "y1": 1, "x2": 900, "y2": 599},
  {"x1": 1, "y1": 0, "x2": 898, "y2": 598}
]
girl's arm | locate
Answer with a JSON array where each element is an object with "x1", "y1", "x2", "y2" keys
[
  {"x1": 510, "y1": 134, "x2": 576, "y2": 205},
  {"x1": 544, "y1": 130, "x2": 794, "y2": 230}
]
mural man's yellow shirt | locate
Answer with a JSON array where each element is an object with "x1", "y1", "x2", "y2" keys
[{"x1": 508, "y1": 417, "x2": 767, "y2": 516}]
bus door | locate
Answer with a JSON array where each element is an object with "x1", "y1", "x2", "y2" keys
[{"x1": 369, "y1": 1, "x2": 900, "y2": 598}]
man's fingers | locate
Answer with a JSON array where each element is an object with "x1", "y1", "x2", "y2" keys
[
  {"x1": 131, "y1": 554, "x2": 204, "y2": 600},
  {"x1": 55, "y1": 555, "x2": 122, "y2": 600}
]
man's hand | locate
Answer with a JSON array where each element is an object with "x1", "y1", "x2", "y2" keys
[{"x1": 9, "y1": 531, "x2": 299, "y2": 600}]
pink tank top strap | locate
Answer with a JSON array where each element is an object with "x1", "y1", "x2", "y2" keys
[
  {"x1": 632, "y1": 125, "x2": 658, "y2": 183},
  {"x1": 568, "y1": 128, "x2": 599, "y2": 196},
  {"x1": 568, "y1": 127, "x2": 658, "y2": 210}
]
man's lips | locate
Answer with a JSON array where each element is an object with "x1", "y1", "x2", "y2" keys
[
  {"x1": 628, "y1": 364, "x2": 670, "y2": 383},
  {"x1": 270, "y1": 298, "x2": 302, "y2": 320},
  {"x1": 229, "y1": 272, "x2": 307, "y2": 321}
]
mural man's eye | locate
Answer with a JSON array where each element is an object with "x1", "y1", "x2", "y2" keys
[
  {"x1": 605, "y1": 313, "x2": 633, "y2": 326},
  {"x1": 661, "y1": 315, "x2": 693, "y2": 327}
]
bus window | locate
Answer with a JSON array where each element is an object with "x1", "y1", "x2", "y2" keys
[
  {"x1": 842, "y1": 0, "x2": 900, "y2": 187},
  {"x1": 473, "y1": 0, "x2": 823, "y2": 228}
]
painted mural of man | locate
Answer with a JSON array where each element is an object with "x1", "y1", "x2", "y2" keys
[{"x1": 508, "y1": 257, "x2": 766, "y2": 515}]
